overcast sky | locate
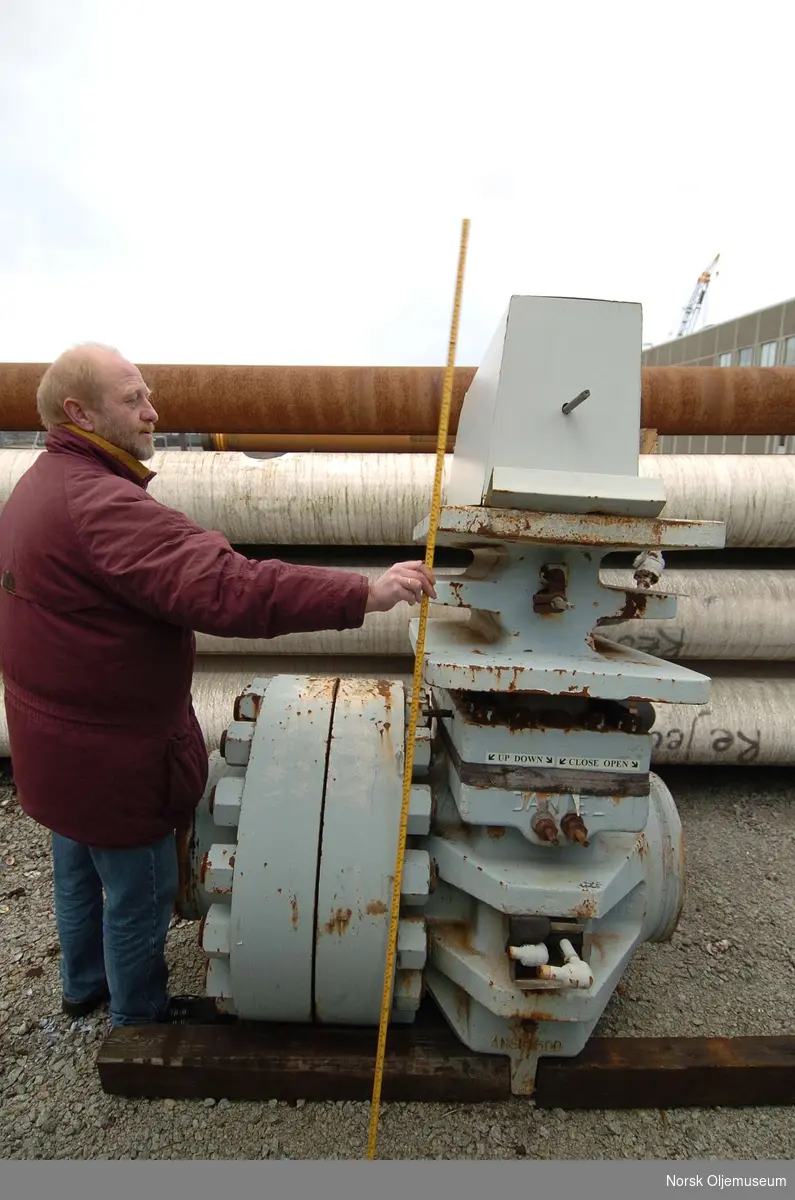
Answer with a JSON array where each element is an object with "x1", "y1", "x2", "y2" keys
[{"x1": 1, "y1": 0, "x2": 792, "y2": 368}]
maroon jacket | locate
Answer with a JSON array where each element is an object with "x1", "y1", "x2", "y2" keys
[{"x1": 0, "y1": 426, "x2": 370, "y2": 848}]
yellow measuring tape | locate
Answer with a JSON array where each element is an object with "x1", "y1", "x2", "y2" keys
[{"x1": 366, "y1": 218, "x2": 471, "y2": 1159}]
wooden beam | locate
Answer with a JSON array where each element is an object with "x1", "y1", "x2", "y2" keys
[
  {"x1": 96, "y1": 1012, "x2": 795, "y2": 1108},
  {"x1": 534, "y1": 1035, "x2": 795, "y2": 1110},
  {"x1": 96, "y1": 1011, "x2": 508, "y2": 1103}
]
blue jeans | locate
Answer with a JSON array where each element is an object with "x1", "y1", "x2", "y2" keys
[{"x1": 51, "y1": 830, "x2": 178, "y2": 1026}]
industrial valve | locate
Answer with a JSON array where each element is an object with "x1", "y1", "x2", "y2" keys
[{"x1": 176, "y1": 294, "x2": 726, "y2": 1095}]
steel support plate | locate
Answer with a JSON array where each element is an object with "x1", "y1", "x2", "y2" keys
[
  {"x1": 411, "y1": 621, "x2": 714, "y2": 702},
  {"x1": 314, "y1": 677, "x2": 406, "y2": 1024},
  {"x1": 413, "y1": 506, "x2": 726, "y2": 550},
  {"x1": 228, "y1": 676, "x2": 338, "y2": 1021}
]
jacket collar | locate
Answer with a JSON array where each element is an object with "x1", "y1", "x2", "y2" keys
[{"x1": 44, "y1": 424, "x2": 157, "y2": 489}]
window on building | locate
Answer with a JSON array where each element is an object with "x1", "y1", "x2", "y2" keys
[
  {"x1": 784, "y1": 336, "x2": 795, "y2": 365},
  {"x1": 718, "y1": 352, "x2": 732, "y2": 367},
  {"x1": 737, "y1": 347, "x2": 754, "y2": 366},
  {"x1": 760, "y1": 341, "x2": 778, "y2": 367}
]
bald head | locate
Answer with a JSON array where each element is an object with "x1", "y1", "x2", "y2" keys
[{"x1": 37, "y1": 343, "x2": 159, "y2": 461}]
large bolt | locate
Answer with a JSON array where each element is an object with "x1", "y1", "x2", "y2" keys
[
  {"x1": 212, "y1": 776, "x2": 245, "y2": 826},
  {"x1": 407, "y1": 784, "x2": 432, "y2": 836},
  {"x1": 532, "y1": 812, "x2": 559, "y2": 845},
  {"x1": 392, "y1": 968, "x2": 424, "y2": 1014},
  {"x1": 397, "y1": 917, "x2": 427, "y2": 970},
  {"x1": 201, "y1": 903, "x2": 232, "y2": 958},
  {"x1": 222, "y1": 721, "x2": 254, "y2": 766},
  {"x1": 233, "y1": 677, "x2": 270, "y2": 722},
  {"x1": 202, "y1": 843, "x2": 236, "y2": 895},
  {"x1": 401, "y1": 849, "x2": 431, "y2": 905},
  {"x1": 561, "y1": 812, "x2": 590, "y2": 847}
]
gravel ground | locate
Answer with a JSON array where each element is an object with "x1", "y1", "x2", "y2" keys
[{"x1": 1, "y1": 760, "x2": 793, "y2": 1162}]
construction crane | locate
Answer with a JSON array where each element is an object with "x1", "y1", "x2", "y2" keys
[{"x1": 676, "y1": 253, "x2": 720, "y2": 337}]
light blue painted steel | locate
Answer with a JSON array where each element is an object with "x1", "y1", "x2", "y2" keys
[
  {"x1": 422, "y1": 773, "x2": 685, "y2": 1093},
  {"x1": 408, "y1": 535, "x2": 721, "y2": 702},
  {"x1": 181, "y1": 295, "x2": 729, "y2": 1094},
  {"x1": 228, "y1": 675, "x2": 337, "y2": 1022},
  {"x1": 413, "y1": 505, "x2": 726, "y2": 550},
  {"x1": 313, "y1": 676, "x2": 407, "y2": 1024}
]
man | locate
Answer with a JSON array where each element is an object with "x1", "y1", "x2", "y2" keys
[{"x1": 0, "y1": 343, "x2": 435, "y2": 1028}]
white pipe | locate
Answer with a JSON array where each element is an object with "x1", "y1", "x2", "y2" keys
[
  {"x1": 537, "y1": 941, "x2": 594, "y2": 989},
  {"x1": 640, "y1": 454, "x2": 795, "y2": 547},
  {"x1": 3, "y1": 663, "x2": 795, "y2": 765},
  {"x1": 4, "y1": 450, "x2": 795, "y2": 547},
  {"x1": 509, "y1": 943, "x2": 550, "y2": 967},
  {"x1": 0, "y1": 449, "x2": 40, "y2": 498},
  {"x1": 603, "y1": 568, "x2": 795, "y2": 660},
  {"x1": 647, "y1": 674, "x2": 794, "y2": 766}
]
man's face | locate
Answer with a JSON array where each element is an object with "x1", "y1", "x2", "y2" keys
[{"x1": 85, "y1": 356, "x2": 159, "y2": 461}]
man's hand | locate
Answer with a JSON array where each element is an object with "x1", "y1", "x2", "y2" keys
[{"x1": 365, "y1": 560, "x2": 437, "y2": 613}]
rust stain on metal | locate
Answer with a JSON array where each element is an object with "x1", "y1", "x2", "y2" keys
[
  {"x1": 533, "y1": 566, "x2": 568, "y2": 616},
  {"x1": 299, "y1": 676, "x2": 340, "y2": 703},
  {"x1": 440, "y1": 923, "x2": 486, "y2": 961},
  {"x1": 635, "y1": 833, "x2": 649, "y2": 860},
  {"x1": 366, "y1": 899, "x2": 387, "y2": 915},
  {"x1": 486, "y1": 826, "x2": 506, "y2": 839},
  {"x1": 199, "y1": 851, "x2": 209, "y2": 885},
  {"x1": 450, "y1": 981, "x2": 471, "y2": 1029},
  {"x1": 575, "y1": 896, "x2": 598, "y2": 919},
  {"x1": 290, "y1": 894, "x2": 299, "y2": 930},
  {"x1": 233, "y1": 690, "x2": 263, "y2": 721},
  {"x1": 459, "y1": 692, "x2": 649, "y2": 736},
  {"x1": 586, "y1": 930, "x2": 622, "y2": 960},
  {"x1": 323, "y1": 907, "x2": 353, "y2": 936},
  {"x1": 175, "y1": 819, "x2": 198, "y2": 917},
  {"x1": 448, "y1": 581, "x2": 468, "y2": 607},
  {"x1": 617, "y1": 591, "x2": 650, "y2": 621}
]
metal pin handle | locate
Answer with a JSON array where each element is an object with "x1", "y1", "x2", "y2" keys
[{"x1": 562, "y1": 388, "x2": 591, "y2": 415}]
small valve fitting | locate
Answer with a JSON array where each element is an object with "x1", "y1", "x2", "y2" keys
[{"x1": 537, "y1": 939, "x2": 594, "y2": 989}]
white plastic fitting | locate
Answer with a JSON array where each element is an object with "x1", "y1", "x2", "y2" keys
[
  {"x1": 509, "y1": 943, "x2": 550, "y2": 968},
  {"x1": 537, "y1": 938, "x2": 594, "y2": 989}
]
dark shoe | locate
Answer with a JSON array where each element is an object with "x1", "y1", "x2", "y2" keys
[
  {"x1": 165, "y1": 994, "x2": 235, "y2": 1025},
  {"x1": 62, "y1": 985, "x2": 110, "y2": 1018}
]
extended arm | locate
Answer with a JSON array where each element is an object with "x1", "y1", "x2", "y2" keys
[{"x1": 71, "y1": 481, "x2": 370, "y2": 639}]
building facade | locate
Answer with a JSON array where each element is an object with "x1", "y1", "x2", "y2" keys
[{"x1": 642, "y1": 297, "x2": 795, "y2": 454}]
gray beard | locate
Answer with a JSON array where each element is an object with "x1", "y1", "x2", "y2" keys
[{"x1": 98, "y1": 423, "x2": 155, "y2": 462}]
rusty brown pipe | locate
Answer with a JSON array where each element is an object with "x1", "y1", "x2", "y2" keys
[
  {"x1": 203, "y1": 433, "x2": 456, "y2": 453},
  {"x1": 4, "y1": 362, "x2": 795, "y2": 437}
]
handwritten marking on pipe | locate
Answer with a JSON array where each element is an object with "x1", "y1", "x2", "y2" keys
[{"x1": 651, "y1": 724, "x2": 761, "y2": 763}]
